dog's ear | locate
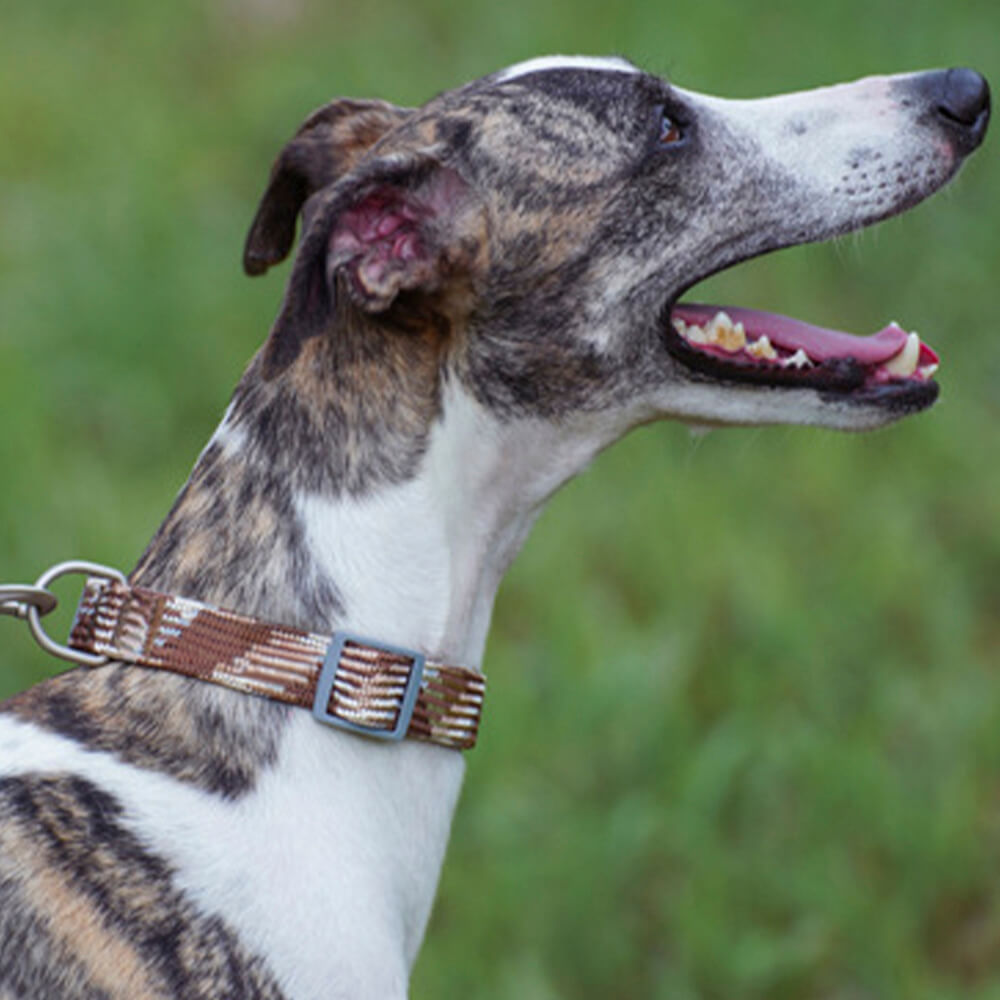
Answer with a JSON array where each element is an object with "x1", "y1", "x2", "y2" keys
[
  {"x1": 243, "y1": 99, "x2": 413, "y2": 277},
  {"x1": 261, "y1": 150, "x2": 484, "y2": 373},
  {"x1": 325, "y1": 152, "x2": 482, "y2": 314}
]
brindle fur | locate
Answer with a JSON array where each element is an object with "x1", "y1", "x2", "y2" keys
[
  {"x1": 0, "y1": 57, "x2": 988, "y2": 998},
  {"x1": 3, "y1": 669, "x2": 285, "y2": 800},
  {"x1": 0, "y1": 774, "x2": 286, "y2": 999}
]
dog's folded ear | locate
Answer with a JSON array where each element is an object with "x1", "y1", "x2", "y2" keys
[
  {"x1": 325, "y1": 153, "x2": 482, "y2": 314},
  {"x1": 243, "y1": 99, "x2": 413, "y2": 277},
  {"x1": 261, "y1": 149, "x2": 484, "y2": 374}
]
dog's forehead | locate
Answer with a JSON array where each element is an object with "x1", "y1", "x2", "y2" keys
[
  {"x1": 412, "y1": 55, "x2": 661, "y2": 174},
  {"x1": 428, "y1": 53, "x2": 658, "y2": 116}
]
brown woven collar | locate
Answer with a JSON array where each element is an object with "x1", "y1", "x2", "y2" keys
[{"x1": 69, "y1": 578, "x2": 486, "y2": 751}]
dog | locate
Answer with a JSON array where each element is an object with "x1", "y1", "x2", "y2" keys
[{"x1": 0, "y1": 56, "x2": 989, "y2": 999}]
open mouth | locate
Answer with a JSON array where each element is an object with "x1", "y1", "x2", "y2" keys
[{"x1": 664, "y1": 303, "x2": 941, "y2": 406}]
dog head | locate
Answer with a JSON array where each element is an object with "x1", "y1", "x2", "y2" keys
[{"x1": 244, "y1": 57, "x2": 989, "y2": 437}]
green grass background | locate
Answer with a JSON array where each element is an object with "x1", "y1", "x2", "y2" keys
[{"x1": 1, "y1": 1, "x2": 998, "y2": 996}]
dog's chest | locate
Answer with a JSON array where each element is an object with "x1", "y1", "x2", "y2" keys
[{"x1": 0, "y1": 710, "x2": 464, "y2": 999}]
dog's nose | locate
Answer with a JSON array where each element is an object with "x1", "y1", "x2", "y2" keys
[
  {"x1": 937, "y1": 68, "x2": 990, "y2": 127},
  {"x1": 916, "y1": 68, "x2": 991, "y2": 153}
]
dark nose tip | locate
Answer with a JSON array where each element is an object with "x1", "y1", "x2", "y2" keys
[
  {"x1": 922, "y1": 67, "x2": 991, "y2": 153},
  {"x1": 937, "y1": 68, "x2": 990, "y2": 128}
]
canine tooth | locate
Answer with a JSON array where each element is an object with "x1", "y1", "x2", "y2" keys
[
  {"x1": 783, "y1": 349, "x2": 812, "y2": 369},
  {"x1": 918, "y1": 362, "x2": 939, "y2": 380},
  {"x1": 704, "y1": 312, "x2": 725, "y2": 341},
  {"x1": 883, "y1": 331, "x2": 921, "y2": 377},
  {"x1": 704, "y1": 315, "x2": 727, "y2": 345},
  {"x1": 746, "y1": 335, "x2": 778, "y2": 361}
]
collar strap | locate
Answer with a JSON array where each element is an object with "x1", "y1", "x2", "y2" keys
[{"x1": 69, "y1": 578, "x2": 486, "y2": 751}]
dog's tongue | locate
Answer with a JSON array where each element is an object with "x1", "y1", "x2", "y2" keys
[{"x1": 672, "y1": 303, "x2": 911, "y2": 364}]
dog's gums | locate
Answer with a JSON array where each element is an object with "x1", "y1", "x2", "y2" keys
[{"x1": 666, "y1": 303, "x2": 940, "y2": 395}]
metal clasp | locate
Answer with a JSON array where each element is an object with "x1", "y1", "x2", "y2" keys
[
  {"x1": 0, "y1": 585, "x2": 58, "y2": 620},
  {"x1": 1, "y1": 561, "x2": 127, "y2": 667},
  {"x1": 312, "y1": 630, "x2": 426, "y2": 741}
]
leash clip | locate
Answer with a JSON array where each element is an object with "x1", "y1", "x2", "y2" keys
[
  {"x1": 0, "y1": 584, "x2": 58, "y2": 621},
  {"x1": 2, "y1": 561, "x2": 127, "y2": 667}
]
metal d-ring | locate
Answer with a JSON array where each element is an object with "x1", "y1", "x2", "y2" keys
[{"x1": 21, "y1": 561, "x2": 127, "y2": 667}]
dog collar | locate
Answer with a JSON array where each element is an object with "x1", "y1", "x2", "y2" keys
[{"x1": 4, "y1": 562, "x2": 485, "y2": 751}]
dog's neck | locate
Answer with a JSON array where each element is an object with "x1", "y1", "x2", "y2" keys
[
  {"x1": 125, "y1": 311, "x2": 617, "y2": 984},
  {"x1": 122, "y1": 309, "x2": 632, "y2": 984},
  {"x1": 132, "y1": 309, "x2": 615, "y2": 671}
]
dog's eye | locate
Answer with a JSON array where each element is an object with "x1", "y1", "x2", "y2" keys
[{"x1": 659, "y1": 112, "x2": 683, "y2": 145}]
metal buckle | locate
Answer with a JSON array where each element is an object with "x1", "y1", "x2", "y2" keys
[{"x1": 312, "y1": 630, "x2": 426, "y2": 741}]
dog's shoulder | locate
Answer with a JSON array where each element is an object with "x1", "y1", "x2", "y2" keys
[
  {"x1": 1, "y1": 666, "x2": 287, "y2": 798},
  {"x1": 0, "y1": 764, "x2": 289, "y2": 1000}
]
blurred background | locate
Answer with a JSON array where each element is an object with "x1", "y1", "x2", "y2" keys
[{"x1": 1, "y1": 0, "x2": 998, "y2": 996}]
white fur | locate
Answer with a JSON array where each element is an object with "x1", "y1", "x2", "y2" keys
[
  {"x1": 204, "y1": 398, "x2": 248, "y2": 457},
  {"x1": 655, "y1": 380, "x2": 894, "y2": 432},
  {"x1": 299, "y1": 385, "x2": 632, "y2": 667},
  {"x1": 235, "y1": 388, "x2": 633, "y2": 995},
  {"x1": 675, "y1": 76, "x2": 955, "y2": 233},
  {"x1": 0, "y1": 712, "x2": 462, "y2": 1000},
  {"x1": 497, "y1": 55, "x2": 638, "y2": 82}
]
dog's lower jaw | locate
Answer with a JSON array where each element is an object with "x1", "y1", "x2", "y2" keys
[{"x1": 653, "y1": 378, "x2": 937, "y2": 433}]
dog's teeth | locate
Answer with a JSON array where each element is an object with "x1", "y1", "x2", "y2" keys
[
  {"x1": 783, "y1": 349, "x2": 813, "y2": 369},
  {"x1": 674, "y1": 317, "x2": 711, "y2": 345},
  {"x1": 683, "y1": 322, "x2": 712, "y2": 345},
  {"x1": 675, "y1": 313, "x2": 746, "y2": 352},
  {"x1": 918, "y1": 362, "x2": 939, "y2": 380},
  {"x1": 746, "y1": 335, "x2": 778, "y2": 361},
  {"x1": 883, "y1": 331, "x2": 921, "y2": 377},
  {"x1": 709, "y1": 314, "x2": 746, "y2": 352}
]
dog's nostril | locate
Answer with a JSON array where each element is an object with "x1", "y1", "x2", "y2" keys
[{"x1": 935, "y1": 67, "x2": 990, "y2": 128}]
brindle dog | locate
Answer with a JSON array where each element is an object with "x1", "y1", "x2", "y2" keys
[{"x1": 0, "y1": 56, "x2": 989, "y2": 999}]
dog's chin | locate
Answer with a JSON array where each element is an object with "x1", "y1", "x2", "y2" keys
[{"x1": 660, "y1": 301, "x2": 941, "y2": 417}]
